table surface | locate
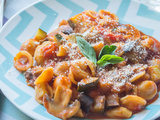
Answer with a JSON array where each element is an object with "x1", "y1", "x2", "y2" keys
[{"x1": 0, "y1": 0, "x2": 160, "y2": 120}]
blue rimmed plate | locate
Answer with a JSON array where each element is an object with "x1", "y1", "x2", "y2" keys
[{"x1": 0, "y1": 0, "x2": 160, "y2": 120}]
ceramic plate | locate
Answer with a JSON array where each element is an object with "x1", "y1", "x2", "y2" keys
[{"x1": 0, "y1": 0, "x2": 160, "y2": 120}]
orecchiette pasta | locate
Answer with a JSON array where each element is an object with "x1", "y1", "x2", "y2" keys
[
  {"x1": 34, "y1": 41, "x2": 57, "y2": 65},
  {"x1": 20, "y1": 39, "x2": 39, "y2": 56},
  {"x1": 137, "y1": 81, "x2": 157, "y2": 100},
  {"x1": 14, "y1": 51, "x2": 33, "y2": 71},
  {"x1": 120, "y1": 95, "x2": 147, "y2": 111},
  {"x1": 98, "y1": 10, "x2": 119, "y2": 21},
  {"x1": 106, "y1": 107, "x2": 132, "y2": 118}
]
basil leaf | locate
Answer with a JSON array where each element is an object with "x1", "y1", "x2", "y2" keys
[
  {"x1": 55, "y1": 34, "x2": 62, "y2": 40},
  {"x1": 76, "y1": 36, "x2": 97, "y2": 64},
  {"x1": 97, "y1": 55, "x2": 124, "y2": 67},
  {"x1": 98, "y1": 45, "x2": 117, "y2": 59}
]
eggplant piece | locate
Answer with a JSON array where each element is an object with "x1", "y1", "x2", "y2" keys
[
  {"x1": 92, "y1": 95, "x2": 106, "y2": 113},
  {"x1": 123, "y1": 39, "x2": 148, "y2": 63},
  {"x1": 78, "y1": 92, "x2": 94, "y2": 113},
  {"x1": 106, "y1": 93, "x2": 120, "y2": 108},
  {"x1": 61, "y1": 26, "x2": 73, "y2": 35},
  {"x1": 77, "y1": 77, "x2": 99, "y2": 92}
]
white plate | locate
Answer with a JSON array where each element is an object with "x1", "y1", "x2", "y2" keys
[{"x1": 0, "y1": 0, "x2": 160, "y2": 120}]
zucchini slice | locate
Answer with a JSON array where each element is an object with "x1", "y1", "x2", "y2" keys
[
  {"x1": 34, "y1": 28, "x2": 47, "y2": 41},
  {"x1": 77, "y1": 77, "x2": 99, "y2": 92},
  {"x1": 53, "y1": 34, "x2": 62, "y2": 46}
]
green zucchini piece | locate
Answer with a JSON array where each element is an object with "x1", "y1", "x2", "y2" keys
[
  {"x1": 53, "y1": 34, "x2": 62, "y2": 46},
  {"x1": 78, "y1": 92, "x2": 94, "y2": 113},
  {"x1": 34, "y1": 28, "x2": 47, "y2": 41},
  {"x1": 55, "y1": 34, "x2": 62, "y2": 40},
  {"x1": 68, "y1": 19, "x2": 75, "y2": 29},
  {"x1": 77, "y1": 77, "x2": 99, "y2": 92}
]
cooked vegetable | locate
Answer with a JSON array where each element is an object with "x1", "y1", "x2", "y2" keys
[
  {"x1": 55, "y1": 33, "x2": 62, "y2": 40},
  {"x1": 76, "y1": 36, "x2": 124, "y2": 67},
  {"x1": 68, "y1": 34, "x2": 77, "y2": 43},
  {"x1": 76, "y1": 36, "x2": 97, "y2": 65},
  {"x1": 34, "y1": 67, "x2": 54, "y2": 85},
  {"x1": 34, "y1": 28, "x2": 47, "y2": 41},
  {"x1": 14, "y1": 51, "x2": 33, "y2": 71},
  {"x1": 97, "y1": 54, "x2": 124, "y2": 67},
  {"x1": 61, "y1": 26, "x2": 73, "y2": 35},
  {"x1": 129, "y1": 71, "x2": 146, "y2": 83},
  {"x1": 53, "y1": 34, "x2": 62, "y2": 46},
  {"x1": 106, "y1": 107, "x2": 132, "y2": 118},
  {"x1": 77, "y1": 77, "x2": 99, "y2": 92},
  {"x1": 35, "y1": 83, "x2": 53, "y2": 104},
  {"x1": 123, "y1": 39, "x2": 148, "y2": 63},
  {"x1": 43, "y1": 92, "x2": 80, "y2": 119},
  {"x1": 106, "y1": 93, "x2": 120, "y2": 107},
  {"x1": 98, "y1": 45, "x2": 117, "y2": 59},
  {"x1": 68, "y1": 13, "x2": 83, "y2": 29},
  {"x1": 92, "y1": 95, "x2": 105, "y2": 113},
  {"x1": 68, "y1": 19, "x2": 76, "y2": 29},
  {"x1": 54, "y1": 85, "x2": 72, "y2": 107},
  {"x1": 78, "y1": 92, "x2": 94, "y2": 113},
  {"x1": 25, "y1": 66, "x2": 44, "y2": 87}
]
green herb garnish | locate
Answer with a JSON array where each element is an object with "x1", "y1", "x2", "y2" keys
[
  {"x1": 76, "y1": 36, "x2": 124, "y2": 67},
  {"x1": 98, "y1": 45, "x2": 117, "y2": 59},
  {"x1": 97, "y1": 55, "x2": 124, "y2": 67},
  {"x1": 76, "y1": 36, "x2": 97, "y2": 65}
]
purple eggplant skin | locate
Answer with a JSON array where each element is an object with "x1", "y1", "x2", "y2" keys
[{"x1": 78, "y1": 92, "x2": 94, "y2": 113}]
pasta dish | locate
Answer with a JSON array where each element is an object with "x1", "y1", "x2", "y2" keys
[{"x1": 14, "y1": 10, "x2": 160, "y2": 119}]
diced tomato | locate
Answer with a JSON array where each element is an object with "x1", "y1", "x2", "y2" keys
[{"x1": 42, "y1": 42, "x2": 57, "y2": 59}]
